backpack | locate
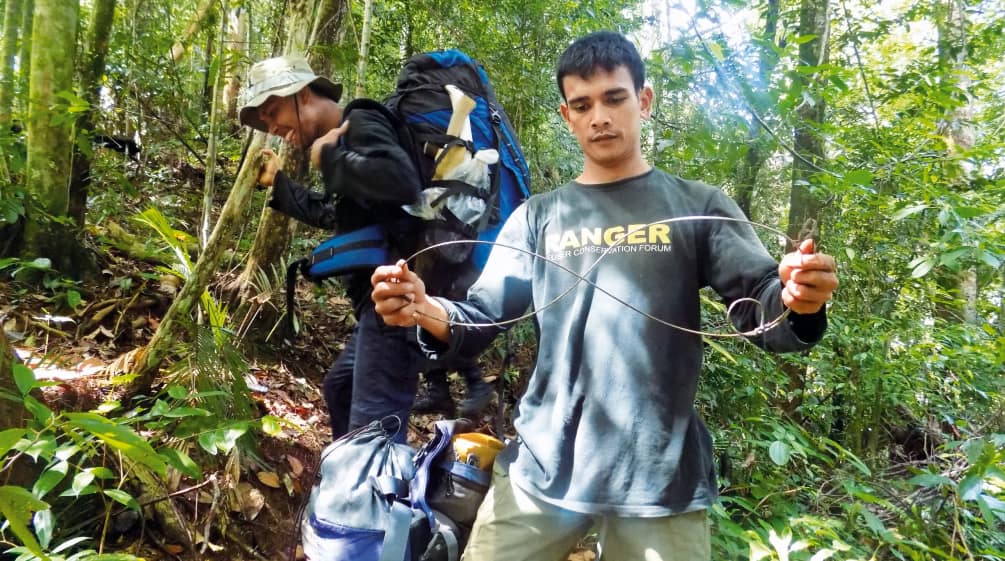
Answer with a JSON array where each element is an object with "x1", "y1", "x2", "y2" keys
[
  {"x1": 379, "y1": 49, "x2": 532, "y2": 274},
  {"x1": 300, "y1": 417, "x2": 417, "y2": 561},
  {"x1": 299, "y1": 417, "x2": 502, "y2": 561},
  {"x1": 285, "y1": 50, "x2": 531, "y2": 332}
]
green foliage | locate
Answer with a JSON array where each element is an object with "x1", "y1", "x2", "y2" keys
[{"x1": 0, "y1": 355, "x2": 271, "y2": 559}]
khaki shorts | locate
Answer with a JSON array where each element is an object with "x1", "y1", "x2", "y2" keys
[{"x1": 461, "y1": 463, "x2": 711, "y2": 561}]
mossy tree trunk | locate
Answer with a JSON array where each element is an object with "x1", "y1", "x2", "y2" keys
[
  {"x1": 15, "y1": 0, "x2": 31, "y2": 115},
  {"x1": 0, "y1": 0, "x2": 22, "y2": 129},
  {"x1": 68, "y1": 0, "x2": 116, "y2": 229},
  {"x1": 733, "y1": 0, "x2": 779, "y2": 219},
  {"x1": 780, "y1": 0, "x2": 830, "y2": 418},
  {"x1": 20, "y1": 0, "x2": 90, "y2": 276}
]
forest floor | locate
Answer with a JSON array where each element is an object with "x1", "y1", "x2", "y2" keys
[{"x1": 1, "y1": 229, "x2": 576, "y2": 560}]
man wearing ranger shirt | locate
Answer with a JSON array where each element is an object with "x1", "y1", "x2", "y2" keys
[{"x1": 372, "y1": 32, "x2": 839, "y2": 560}]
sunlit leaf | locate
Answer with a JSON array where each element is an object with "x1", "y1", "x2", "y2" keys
[
  {"x1": 12, "y1": 363, "x2": 36, "y2": 396},
  {"x1": 65, "y1": 412, "x2": 166, "y2": 476},
  {"x1": 958, "y1": 474, "x2": 983, "y2": 501},
  {"x1": 160, "y1": 447, "x2": 203, "y2": 480},
  {"x1": 261, "y1": 415, "x2": 285, "y2": 436},
  {"x1": 0, "y1": 485, "x2": 50, "y2": 559},
  {"x1": 768, "y1": 440, "x2": 791, "y2": 466},
  {"x1": 104, "y1": 489, "x2": 140, "y2": 511},
  {"x1": 0, "y1": 428, "x2": 27, "y2": 458},
  {"x1": 33, "y1": 508, "x2": 54, "y2": 549}
]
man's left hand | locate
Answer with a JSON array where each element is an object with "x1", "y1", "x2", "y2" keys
[
  {"x1": 310, "y1": 120, "x2": 350, "y2": 168},
  {"x1": 778, "y1": 239, "x2": 838, "y2": 315}
]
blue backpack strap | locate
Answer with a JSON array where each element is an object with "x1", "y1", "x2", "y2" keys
[
  {"x1": 370, "y1": 474, "x2": 414, "y2": 561},
  {"x1": 411, "y1": 419, "x2": 463, "y2": 524}
]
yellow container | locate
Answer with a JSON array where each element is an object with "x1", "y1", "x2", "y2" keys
[{"x1": 452, "y1": 433, "x2": 505, "y2": 471}]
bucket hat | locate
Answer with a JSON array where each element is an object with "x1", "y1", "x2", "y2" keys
[{"x1": 238, "y1": 54, "x2": 343, "y2": 132}]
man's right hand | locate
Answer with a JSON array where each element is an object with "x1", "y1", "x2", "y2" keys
[
  {"x1": 372, "y1": 261, "x2": 451, "y2": 341},
  {"x1": 257, "y1": 148, "x2": 280, "y2": 187}
]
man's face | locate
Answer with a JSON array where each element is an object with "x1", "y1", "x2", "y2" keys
[
  {"x1": 559, "y1": 65, "x2": 652, "y2": 171},
  {"x1": 257, "y1": 92, "x2": 313, "y2": 147}
]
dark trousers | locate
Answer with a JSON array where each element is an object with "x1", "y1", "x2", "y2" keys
[{"x1": 323, "y1": 302, "x2": 427, "y2": 443}]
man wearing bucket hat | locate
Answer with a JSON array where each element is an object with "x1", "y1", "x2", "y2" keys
[
  {"x1": 238, "y1": 54, "x2": 494, "y2": 441},
  {"x1": 239, "y1": 54, "x2": 433, "y2": 442}
]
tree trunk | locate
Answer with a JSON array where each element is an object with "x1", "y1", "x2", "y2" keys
[
  {"x1": 786, "y1": 0, "x2": 829, "y2": 245},
  {"x1": 20, "y1": 0, "x2": 89, "y2": 275},
  {"x1": 0, "y1": 0, "x2": 22, "y2": 128},
  {"x1": 221, "y1": 6, "x2": 248, "y2": 122},
  {"x1": 168, "y1": 0, "x2": 216, "y2": 62},
  {"x1": 733, "y1": 0, "x2": 779, "y2": 219},
  {"x1": 121, "y1": 133, "x2": 269, "y2": 399},
  {"x1": 15, "y1": 0, "x2": 30, "y2": 115},
  {"x1": 68, "y1": 0, "x2": 116, "y2": 229},
  {"x1": 201, "y1": 2, "x2": 226, "y2": 248},
  {"x1": 355, "y1": 0, "x2": 374, "y2": 98},
  {"x1": 780, "y1": 0, "x2": 830, "y2": 417},
  {"x1": 935, "y1": 0, "x2": 979, "y2": 326}
]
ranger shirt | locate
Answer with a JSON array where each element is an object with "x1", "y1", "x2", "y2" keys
[{"x1": 423, "y1": 168, "x2": 827, "y2": 516}]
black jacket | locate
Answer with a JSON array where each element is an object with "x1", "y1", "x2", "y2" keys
[{"x1": 267, "y1": 106, "x2": 424, "y2": 312}]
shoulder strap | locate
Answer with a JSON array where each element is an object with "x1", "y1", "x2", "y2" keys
[
  {"x1": 370, "y1": 474, "x2": 414, "y2": 561},
  {"x1": 411, "y1": 420, "x2": 463, "y2": 525},
  {"x1": 342, "y1": 98, "x2": 402, "y2": 128}
]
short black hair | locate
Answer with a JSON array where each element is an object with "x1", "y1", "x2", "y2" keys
[{"x1": 556, "y1": 31, "x2": 646, "y2": 100}]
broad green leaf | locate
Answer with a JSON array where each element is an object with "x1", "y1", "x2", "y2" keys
[
  {"x1": 860, "y1": 509, "x2": 886, "y2": 535},
  {"x1": 0, "y1": 485, "x2": 50, "y2": 559},
  {"x1": 32, "y1": 461, "x2": 69, "y2": 498},
  {"x1": 23, "y1": 394, "x2": 54, "y2": 425},
  {"x1": 979, "y1": 250, "x2": 1001, "y2": 269},
  {"x1": 261, "y1": 415, "x2": 285, "y2": 436},
  {"x1": 160, "y1": 447, "x2": 202, "y2": 480},
  {"x1": 65, "y1": 289, "x2": 83, "y2": 309},
  {"x1": 51, "y1": 536, "x2": 91, "y2": 553},
  {"x1": 707, "y1": 41, "x2": 724, "y2": 61},
  {"x1": 910, "y1": 257, "x2": 935, "y2": 278},
  {"x1": 0, "y1": 428, "x2": 27, "y2": 458},
  {"x1": 65, "y1": 413, "x2": 166, "y2": 476},
  {"x1": 167, "y1": 386, "x2": 189, "y2": 400},
  {"x1": 33, "y1": 509, "x2": 54, "y2": 549},
  {"x1": 12, "y1": 363, "x2": 36, "y2": 396},
  {"x1": 19, "y1": 431, "x2": 57, "y2": 462},
  {"x1": 908, "y1": 472, "x2": 953, "y2": 488},
  {"x1": 65, "y1": 469, "x2": 97, "y2": 497},
  {"x1": 844, "y1": 169, "x2": 873, "y2": 186},
  {"x1": 958, "y1": 474, "x2": 983, "y2": 501},
  {"x1": 953, "y1": 206, "x2": 983, "y2": 219},
  {"x1": 977, "y1": 494, "x2": 1005, "y2": 523},
  {"x1": 891, "y1": 204, "x2": 929, "y2": 221},
  {"x1": 103, "y1": 489, "x2": 140, "y2": 511},
  {"x1": 809, "y1": 548, "x2": 838, "y2": 561},
  {"x1": 768, "y1": 440, "x2": 791, "y2": 466}
]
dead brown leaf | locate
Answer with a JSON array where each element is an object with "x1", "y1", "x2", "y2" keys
[
  {"x1": 256, "y1": 471, "x2": 281, "y2": 488},
  {"x1": 234, "y1": 481, "x2": 265, "y2": 520},
  {"x1": 286, "y1": 455, "x2": 304, "y2": 477}
]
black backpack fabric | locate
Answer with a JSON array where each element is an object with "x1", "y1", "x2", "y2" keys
[{"x1": 285, "y1": 49, "x2": 531, "y2": 331}]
